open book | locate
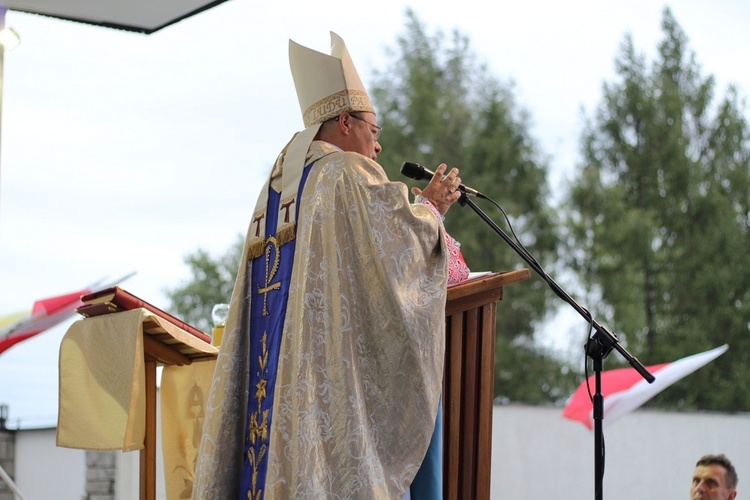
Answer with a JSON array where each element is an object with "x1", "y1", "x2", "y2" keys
[
  {"x1": 76, "y1": 286, "x2": 211, "y2": 344},
  {"x1": 447, "y1": 271, "x2": 493, "y2": 288}
]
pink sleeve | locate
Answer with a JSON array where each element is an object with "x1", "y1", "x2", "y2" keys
[{"x1": 415, "y1": 196, "x2": 471, "y2": 285}]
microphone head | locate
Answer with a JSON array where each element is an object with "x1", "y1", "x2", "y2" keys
[{"x1": 400, "y1": 162, "x2": 430, "y2": 181}]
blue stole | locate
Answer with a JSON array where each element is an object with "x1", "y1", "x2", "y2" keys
[{"x1": 238, "y1": 161, "x2": 314, "y2": 499}]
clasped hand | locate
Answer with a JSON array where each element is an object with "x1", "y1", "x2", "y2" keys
[{"x1": 410, "y1": 163, "x2": 463, "y2": 216}]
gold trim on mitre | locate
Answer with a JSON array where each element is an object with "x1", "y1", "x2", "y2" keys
[{"x1": 289, "y1": 32, "x2": 375, "y2": 129}]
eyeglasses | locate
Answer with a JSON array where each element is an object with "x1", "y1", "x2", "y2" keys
[{"x1": 348, "y1": 113, "x2": 382, "y2": 140}]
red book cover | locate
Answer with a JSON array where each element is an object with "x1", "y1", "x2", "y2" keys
[{"x1": 76, "y1": 286, "x2": 211, "y2": 344}]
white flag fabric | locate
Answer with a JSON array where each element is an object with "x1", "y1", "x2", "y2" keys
[{"x1": 563, "y1": 344, "x2": 728, "y2": 429}]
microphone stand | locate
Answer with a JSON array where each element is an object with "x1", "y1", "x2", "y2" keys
[{"x1": 457, "y1": 194, "x2": 654, "y2": 500}]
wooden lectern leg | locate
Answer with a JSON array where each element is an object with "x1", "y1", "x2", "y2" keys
[
  {"x1": 444, "y1": 271, "x2": 527, "y2": 500},
  {"x1": 444, "y1": 304, "x2": 496, "y2": 500},
  {"x1": 475, "y1": 303, "x2": 497, "y2": 499},
  {"x1": 140, "y1": 357, "x2": 157, "y2": 500},
  {"x1": 444, "y1": 312, "x2": 464, "y2": 500}
]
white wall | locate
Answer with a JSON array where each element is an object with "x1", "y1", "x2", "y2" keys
[
  {"x1": 10, "y1": 405, "x2": 750, "y2": 499},
  {"x1": 14, "y1": 428, "x2": 86, "y2": 499},
  {"x1": 492, "y1": 404, "x2": 750, "y2": 499}
]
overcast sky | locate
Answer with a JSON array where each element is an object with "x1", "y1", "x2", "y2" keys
[{"x1": 1, "y1": 0, "x2": 748, "y2": 425}]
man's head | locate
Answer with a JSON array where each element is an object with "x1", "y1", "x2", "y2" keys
[
  {"x1": 316, "y1": 111, "x2": 382, "y2": 160},
  {"x1": 692, "y1": 454, "x2": 738, "y2": 500}
]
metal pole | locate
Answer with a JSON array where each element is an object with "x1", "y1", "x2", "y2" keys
[{"x1": 0, "y1": 462, "x2": 27, "y2": 500}]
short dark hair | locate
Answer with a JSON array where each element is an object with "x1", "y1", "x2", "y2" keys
[{"x1": 696, "y1": 454, "x2": 738, "y2": 490}]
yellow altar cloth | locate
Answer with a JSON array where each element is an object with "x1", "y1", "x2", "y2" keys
[{"x1": 56, "y1": 308, "x2": 217, "y2": 498}]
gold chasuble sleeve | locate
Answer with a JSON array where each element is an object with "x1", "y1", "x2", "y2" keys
[{"x1": 192, "y1": 142, "x2": 448, "y2": 500}]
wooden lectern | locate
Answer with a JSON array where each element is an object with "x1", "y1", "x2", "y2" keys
[
  {"x1": 139, "y1": 316, "x2": 217, "y2": 500},
  {"x1": 57, "y1": 309, "x2": 217, "y2": 500},
  {"x1": 443, "y1": 269, "x2": 530, "y2": 500}
]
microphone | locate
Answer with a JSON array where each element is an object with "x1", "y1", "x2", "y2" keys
[{"x1": 400, "y1": 162, "x2": 485, "y2": 198}]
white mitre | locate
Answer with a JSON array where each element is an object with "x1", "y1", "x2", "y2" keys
[
  {"x1": 279, "y1": 32, "x2": 375, "y2": 178},
  {"x1": 290, "y1": 31, "x2": 375, "y2": 129}
]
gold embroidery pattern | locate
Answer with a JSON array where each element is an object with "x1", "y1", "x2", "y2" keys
[
  {"x1": 257, "y1": 237, "x2": 282, "y2": 316},
  {"x1": 248, "y1": 223, "x2": 297, "y2": 260},
  {"x1": 303, "y1": 89, "x2": 374, "y2": 127},
  {"x1": 246, "y1": 234, "x2": 284, "y2": 499},
  {"x1": 246, "y1": 332, "x2": 270, "y2": 500}
]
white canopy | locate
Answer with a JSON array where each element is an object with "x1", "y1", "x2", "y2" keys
[{"x1": 2, "y1": 0, "x2": 232, "y2": 34}]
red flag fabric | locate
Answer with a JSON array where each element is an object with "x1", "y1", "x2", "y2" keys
[
  {"x1": 562, "y1": 344, "x2": 728, "y2": 429},
  {"x1": 0, "y1": 288, "x2": 91, "y2": 355}
]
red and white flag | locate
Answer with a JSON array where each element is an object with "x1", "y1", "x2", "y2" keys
[
  {"x1": 0, "y1": 274, "x2": 134, "y2": 355},
  {"x1": 0, "y1": 288, "x2": 93, "y2": 355},
  {"x1": 562, "y1": 344, "x2": 728, "y2": 429}
]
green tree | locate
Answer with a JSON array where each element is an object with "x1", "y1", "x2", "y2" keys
[
  {"x1": 566, "y1": 7, "x2": 750, "y2": 410},
  {"x1": 165, "y1": 235, "x2": 243, "y2": 333},
  {"x1": 371, "y1": 10, "x2": 576, "y2": 403}
]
